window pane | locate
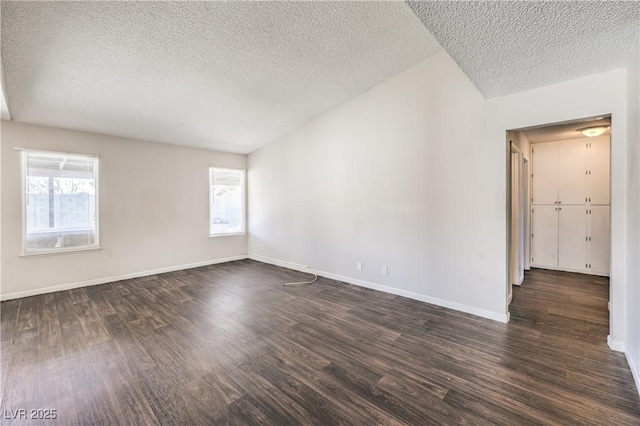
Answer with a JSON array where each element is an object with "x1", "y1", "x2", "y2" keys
[
  {"x1": 25, "y1": 151, "x2": 98, "y2": 252},
  {"x1": 210, "y1": 168, "x2": 244, "y2": 235}
]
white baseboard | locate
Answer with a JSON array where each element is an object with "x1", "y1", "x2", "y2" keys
[
  {"x1": 248, "y1": 254, "x2": 508, "y2": 323},
  {"x1": 0, "y1": 255, "x2": 249, "y2": 301},
  {"x1": 626, "y1": 350, "x2": 640, "y2": 396},
  {"x1": 607, "y1": 335, "x2": 626, "y2": 352},
  {"x1": 530, "y1": 264, "x2": 610, "y2": 277}
]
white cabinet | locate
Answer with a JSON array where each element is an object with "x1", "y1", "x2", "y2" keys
[
  {"x1": 532, "y1": 141, "x2": 558, "y2": 205},
  {"x1": 558, "y1": 206, "x2": 587, "y2": 271},
  {"x1": 589, "y1": 206, "x2": 610, "y2": 275},
  {"x1": 558, "y1": 139, "x2": 587, "y2": 205},
  {"x1": 531, "y1": 136, "x2": 610, "y2": 276},
  {"x1": 589, "y1": 137, "x2": 611, "y2": 205},
  {"x1": 532, "y1": 205, "x2": 558, "y2": 269}
]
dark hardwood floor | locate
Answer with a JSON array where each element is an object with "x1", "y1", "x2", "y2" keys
[{"x1": 1, "y1": 261, "x2": 639, "y2": 425}]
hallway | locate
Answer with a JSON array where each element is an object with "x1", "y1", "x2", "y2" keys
[
  {"x1": 509, "y1": 268, "x2": 638, "y2": 419},
  {"x1": 510, "y1": 269, "x2": 610, "y2": 342}
]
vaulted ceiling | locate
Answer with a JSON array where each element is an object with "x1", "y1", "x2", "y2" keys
[
  {"x1": 1, "y1": 1, "x2": 638, "y2": 153},
  {"x1": 0, "y1": 1, "x2": 439, "y2": 153}
]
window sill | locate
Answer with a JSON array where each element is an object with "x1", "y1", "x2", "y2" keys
[
  {"x1": 209, "y1": 232, "x2": 246, "y2": 238},
  {"x1": 20, "y1": 246, "x2": 103, "y2": 258}
]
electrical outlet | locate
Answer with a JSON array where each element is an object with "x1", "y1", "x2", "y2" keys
[
  {"x1": 356, "y1": 262, "x2": 362, "y2": 271},
  {"x1": 260, "y1": 244, "x2": 264, "y2": 251},
  {"x1": 381, "y1": 266, "x2": 388, "y2": 275}
]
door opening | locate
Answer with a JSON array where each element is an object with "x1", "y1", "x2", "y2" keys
[{"x1": 506, "y1": 115, "x2": 612, "y2": 322}]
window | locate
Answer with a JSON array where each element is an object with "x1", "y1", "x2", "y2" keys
[
  {"x1": 22, "y1": 150, "x2": 99, "y2": 255},
  {"x1": 209, "y1": 167, "x2": 245, "y2": 236}
]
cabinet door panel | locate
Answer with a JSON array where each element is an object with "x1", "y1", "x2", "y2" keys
[
  {"x1": 532, "y1": 142, "x2": 558, "y2": 205},
  {"x1": 532, "y1": 206, "x2": 558, "y2": 268},
  {"x1": 589, "y1": 136, "x2": 610, "y2": 205},
  {"x1": 558, "y1": 206, "x2": 587, "y2": 271},
  {"x1": 589, "y1": 206, "x2": 610, "y2": 275},
  {"x1": 558, "y1": 139, "x2": 587, "y2": 205}
]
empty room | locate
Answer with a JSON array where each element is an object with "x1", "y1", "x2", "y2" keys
[{"x1": 1, "y1": 1, "x2": 640, "y2": 424}]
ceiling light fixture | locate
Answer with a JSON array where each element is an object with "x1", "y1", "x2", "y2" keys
[{"x1": 578, "y1": 126, "x2": 608, "y2": 138}]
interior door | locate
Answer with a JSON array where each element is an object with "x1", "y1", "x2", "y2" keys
[
  {"x1": 558, "y1": 206, "x2": 587, "y2": 272},
  {"x1": 532, "y1": 141, "x2": 558, "y2": 205},
  {"x1": 558, "y1": 139, "x2": 587, "y2": 205},
  {"x1": 589, "y1": 136, "x2": 611, "y2": 205},
  {"x1": 589, "y1": 206, "x2": 610, "y2": 275},
  {"x1": 532, "y1": 205, "x2": 558, "y2": 268}
]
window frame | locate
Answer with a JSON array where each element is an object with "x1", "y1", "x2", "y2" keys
[
  {"x1": 208, "y1": 167, "x2": 246, "y2": 238},
  {"x1": 20, "y1": 149, "x2": 101, "y2": 257}
]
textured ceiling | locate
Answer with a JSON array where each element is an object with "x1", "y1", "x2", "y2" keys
[
  {"x1": 521, "y1": 117, "x2": 611, "y2": 143},
  {"x1": 407, "y1": 1, "x2": 640, "y2": 98},
  {"x1": 1, "y1": 1, "x2": 440, "y2": 153}
]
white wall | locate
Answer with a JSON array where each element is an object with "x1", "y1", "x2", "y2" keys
[
  {"x1": 1, "y1": 121, "x2": 247, "y2": 299},
  {"x1": 626, "y1": 38, "x2": 640, "y2": 391},
  {"x1": 249, "y1": 52, "x2": 506, "y2": 320},
  {"x1": 248, "y1": 51, "x2": 629, "y2": 327}
]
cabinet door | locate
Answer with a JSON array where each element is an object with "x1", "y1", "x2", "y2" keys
[
  {"x1": 532, "y1": 142, "x2": 558, "y2": 205},
  {"x1": 589, "y1": 136, "x2": 610, "y2": 205},
  {"x1": 558, "y1": 139, "x2": 587, "y2": 205},
  {"x1": 532, "y1": 205, "x2": 558, "y2": 268},
  {"x1": 589, "y1": 206, "x2": 610, "y2": 275},
  {"x1": 558, "y1": 206, "x2": 587, "y2": 272}
]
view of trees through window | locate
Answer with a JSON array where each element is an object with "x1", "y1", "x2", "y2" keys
[{"x1": 24, "y1": 151, "x2": 98, "y2": 252}]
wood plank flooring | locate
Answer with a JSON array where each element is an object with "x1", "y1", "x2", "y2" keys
[{"x1": 1, "y1": 261, "x2": 639, "y2": 425}]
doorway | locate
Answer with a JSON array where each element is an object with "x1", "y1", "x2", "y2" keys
[{"x1": 506, "y1": 115, "x2": 612, "y2": 316}]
